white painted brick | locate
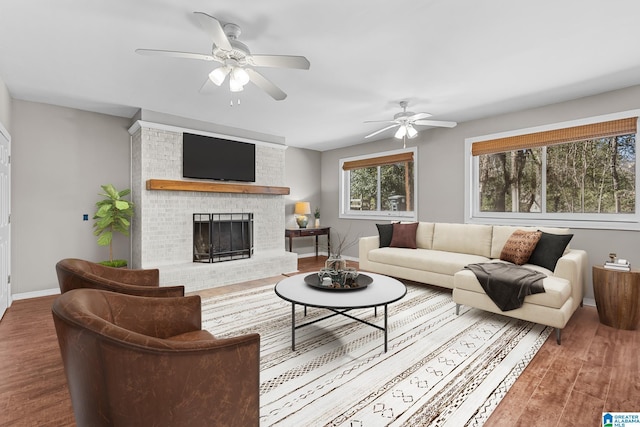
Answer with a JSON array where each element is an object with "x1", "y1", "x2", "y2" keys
[{"x1": 130, "y1": 126, "x2": 296, "y2": 286}]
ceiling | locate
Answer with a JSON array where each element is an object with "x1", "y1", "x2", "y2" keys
[{"x1": 1, "y1": 1, "x2": 640, "y2": 151}]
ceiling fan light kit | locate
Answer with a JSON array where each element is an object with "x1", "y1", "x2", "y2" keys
[
  {"x1": 365, "y1": 100, "x2": 458, "y2": 144},
  {"x1": 136, "y1": 12, "x2": 310, "y2": 101},
  {"x1": 208, "y1": 66, "x2": 230, "y2": 86}
]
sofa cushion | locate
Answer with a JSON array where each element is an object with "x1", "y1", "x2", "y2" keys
[
  {"x1": 454, "y1": 268, "x2": 571, "y2": 309},
  {"x1": 368, "y1": 248, "x2": 490, "y2": 276},
  {"x1": 432, "y1": 223, "x2": 493, "y2": 257},
  {"x1": 376, "y1": 223, "x2": 394, "y2": 248},
  {"x1": 528, "y1": 231, "x2": 573, "y2": 271},
  {"x1": 491, "y1": 225, "x2": 572, "y2": 259},
  {"x1": 500, "y1": 230, "x2": 542, "y2": 265},
  {"x1": 390, "y1": 222, "x2": 419, "y2": 249},
  {"x1": 415, "y1": 222, "x2": 435, "y2": 249}
]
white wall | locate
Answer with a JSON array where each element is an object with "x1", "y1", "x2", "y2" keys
[
  {"x1": 321, "y1": 84, "x2": 640, "y2": 301},
  {"x1": 11, "y1": 100, "x2": 131, "y2": 296}
]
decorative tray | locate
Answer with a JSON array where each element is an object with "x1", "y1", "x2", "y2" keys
[{"x1": 304, "y1": 273, "x2": 373, "y2": 291}]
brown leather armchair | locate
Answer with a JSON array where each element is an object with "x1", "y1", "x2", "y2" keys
[
  {"x1": 56, "y1": 258, "x2": 184, "y2": 297},
  {"x1": 52, "y1": 288, "x2": 260, "y2": 427}
]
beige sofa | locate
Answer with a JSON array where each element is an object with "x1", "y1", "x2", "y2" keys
[{"x1": 358, "y1": 222, "x2": 587, "y2": 344}]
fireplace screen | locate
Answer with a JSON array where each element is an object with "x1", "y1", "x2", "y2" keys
[{"x1": 193, "y1": 213, "x2": 253, "y2": 263}]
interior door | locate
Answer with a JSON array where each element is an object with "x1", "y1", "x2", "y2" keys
[{"x1": 0, "y1": 126, "x2": 10, "y2": 319}]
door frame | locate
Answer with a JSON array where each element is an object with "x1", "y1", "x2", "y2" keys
[{"x1": 0, "y1": 121, "x2": 11, "y2": 319}]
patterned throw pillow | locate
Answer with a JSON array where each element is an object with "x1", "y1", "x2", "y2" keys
[{"x1": 499, "y1": 230, "x2": 542, "y2": 265}]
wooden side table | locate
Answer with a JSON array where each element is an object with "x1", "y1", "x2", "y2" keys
[
  {"x1": 285, "y1": 226, "x2": 330, "y2": 257},
  {"x1": 592, "y1": 265, "x2": 640, "y2": 330}
]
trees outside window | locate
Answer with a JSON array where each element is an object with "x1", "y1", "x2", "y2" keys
[
  {"x1": 468, "y1": 113, "x2": 639, "y2": 229},
  {"x1": 478, "y1": 135, "x2": 635, "y2": 215},
  {"x1": 340, "y1": 148, "x2": 417, "y2": 220}
]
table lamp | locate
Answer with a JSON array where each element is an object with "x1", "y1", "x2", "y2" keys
[{"x1": 294, "y1": 201, "x2": 311, "y2": 228}]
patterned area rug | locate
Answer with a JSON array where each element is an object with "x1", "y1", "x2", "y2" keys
[{"x1": 201, "y1": 282, "x2": 551, "y2": 426}]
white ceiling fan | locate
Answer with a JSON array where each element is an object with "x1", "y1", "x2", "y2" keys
[
  {"x1": 364, "y1": 101, "x2": 457, "y2": 144},
  {"x1": 136, "y1": 12, "x2": 310, "y2": 101}
]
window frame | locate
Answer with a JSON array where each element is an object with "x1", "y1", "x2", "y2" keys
[
  {"x1": 339, "y1": 147, "x2": 418, "y2": 221},
  {"x1": 465, "y1": 111, "x2": 640, "y2": 230}
]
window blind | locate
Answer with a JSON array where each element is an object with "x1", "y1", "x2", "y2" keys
[
  {"x1": 342, "y1": 152, "x2": 414, "y2": 170},
  {"x1": 471, "y1": 117, "x2": 637, "y2": 156}
]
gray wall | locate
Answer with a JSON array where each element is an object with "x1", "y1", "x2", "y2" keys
[
  {"x1": 7, "y1": 84, "x2": 640, "y2": 299},
  {"x1": 0, "y1": 76, "x2": 10, "y2": 133},
  {"x1": 284, "y1": 146, "x2": 323, "y2": 255},
  {"x1": 321, "y1": 84, "x2": 640, "y2": 301},
  {"x1": 11, "y1": 100, "x2": 131, "y2": 295}
]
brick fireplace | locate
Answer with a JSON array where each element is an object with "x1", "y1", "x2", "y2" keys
[{"x1": 128, "y1": 121, "x2": 297, "y2": 292}]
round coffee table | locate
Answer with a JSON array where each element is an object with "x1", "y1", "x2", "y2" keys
[{"x1": 274, "y1": 272, "x2": 406, "y2": 352}]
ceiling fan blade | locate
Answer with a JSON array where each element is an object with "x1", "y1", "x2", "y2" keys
[
  {"x1": 408, "y1": 112, "x2": 431, "y2": 121},
  {"x1": 245, "y1": 68, "x2": 287, "y2": 100},
  {"x1": 193, "y1": 12, "x2": 232, "y2": 51},
  {"x1": 414, "y1": 120, "x2": 458, "y2": 128},
  {"x1": 363, "y1": 119, "x2": 398, "y2": 124},
  {"x1": 135, "y1": 49, "x2": 215, "y2": 61},
  {"x1": 248, "y1": 54, "x2": 310, "y2": 70},
  {"x1": 365, "y1": 124, "x2": 399, "y2": 139}
]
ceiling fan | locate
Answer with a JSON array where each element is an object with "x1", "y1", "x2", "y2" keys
[
  {"x1": 136, "y1": 12, "x2": 310, "y2": 101},
  {"x1": 364, "y1": 101, "x2": 457, "y2": 143}
]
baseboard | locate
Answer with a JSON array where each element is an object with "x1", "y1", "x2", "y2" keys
[
  {"x1": 12, "y1": 287, "x2": 60, "y2": 301},
  {"x1": 583, "y1": 297, "x2": 596, "y2": 307}
]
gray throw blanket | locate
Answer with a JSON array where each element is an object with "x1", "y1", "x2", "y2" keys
[{"x1": 465, "y1": 263, "x2": 546, "y2": 311}]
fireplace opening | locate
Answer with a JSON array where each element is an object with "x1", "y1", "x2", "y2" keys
[{"x1": 193, "y1": 213, "x2": 253, "y2": 263}]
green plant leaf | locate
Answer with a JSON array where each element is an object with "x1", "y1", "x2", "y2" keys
[
  {"x1": 95, "y1": 204, "x2": 111, "y2": 217},
  {"x1": 103, "y1": 184, "x2": 119, "y2": 199},
  {"x1": 115, "y1": 200, "x2": 129, "y2": 210},
  {"x1": 97, "y1": 231, "x2": 113, "y2": 246}
]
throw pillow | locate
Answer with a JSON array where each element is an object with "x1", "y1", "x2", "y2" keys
[
  {"x1": 499, "y1": 230, "x2": 542, "y2": 265},
  {"x1": 376, "y1": 223, "x2": 394, "y2": 248},
  {"x1": 389, "y1": 222, "x2": 419, "y2": 249},
  {"x1": 528, "y1": 231, "x2": 573, "y2": 271}
]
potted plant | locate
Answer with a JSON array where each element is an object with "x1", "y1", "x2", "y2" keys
[
  {"x1": 325, "y1": 229, "x2": 359, "y2": 271},
  {"x1": 314, "y1": 207, "x2": 320, "y2": 227},
  {"x1": 93, "y1": 184, "x2": 134, "y2": 267}
]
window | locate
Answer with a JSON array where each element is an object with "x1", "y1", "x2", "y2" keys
[
  {"x1": 466, "y1": 113, "x2": 639, "y2": 229},
  {"x1": 340, "y1": 147, "x2": 417, "y2": 220}
]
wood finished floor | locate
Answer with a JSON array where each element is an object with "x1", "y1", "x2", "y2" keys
[{"x1": 1, "y1": 257, "x2": 638, "y2": 426}]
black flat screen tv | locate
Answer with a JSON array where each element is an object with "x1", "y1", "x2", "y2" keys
[{"x1": 182, "y1": 133, "x2": 256, "y2": 182}]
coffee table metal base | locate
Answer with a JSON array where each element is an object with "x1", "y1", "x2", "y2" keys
[{"x1": 290, "y1": 303, "x2": 389, "y2": 352}]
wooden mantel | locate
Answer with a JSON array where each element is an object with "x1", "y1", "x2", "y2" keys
[{"x1": 146, "y1": 179, "x2": 290, "y2": 195}]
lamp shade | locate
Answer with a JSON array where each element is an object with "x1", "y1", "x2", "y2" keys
[
  {"x1": 407, "y1": 124, "x2": 418, "y2": 138},
  {"x1": 209, "y1": 66, "x2": 230, "y2": 86},
  {"x1": 294, "y1": 202, "x2": 311, "y2": 215},
  {"x1": 394, "y1": 125, "x2": 407, "y2": 139}
]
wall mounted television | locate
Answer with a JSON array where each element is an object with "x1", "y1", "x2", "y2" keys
[{"x1": 182, "y1": 133, "x2": 256, "y2": 182}]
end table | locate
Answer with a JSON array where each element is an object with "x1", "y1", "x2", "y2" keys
[
  {"x1": 285, "y1": 226, "x2": 330, "y2": 257},
  {"x1": 592, "y1": 265, "x2": 640, "y2": 330}
]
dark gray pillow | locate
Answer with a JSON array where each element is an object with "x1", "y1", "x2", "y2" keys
[
  {"x1": 528, "y1": 231, "x2": 573, "y2": 271},
  {"x1": 376, "y1": 223, "x2": 394, "y2": 248}
]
